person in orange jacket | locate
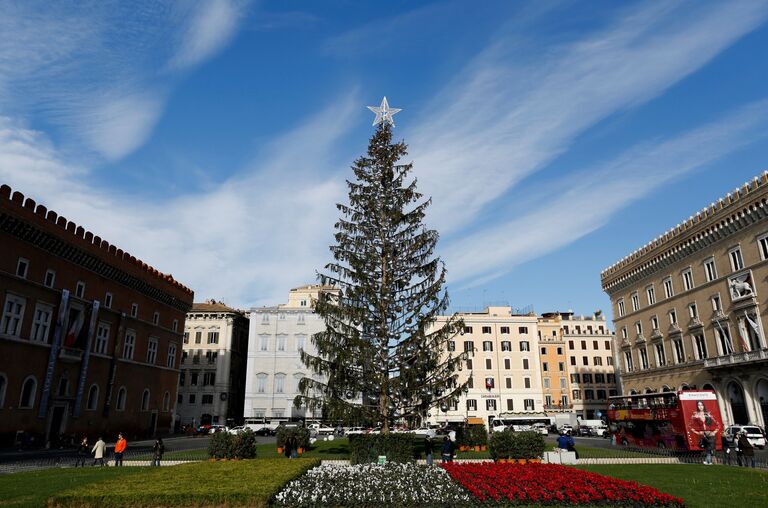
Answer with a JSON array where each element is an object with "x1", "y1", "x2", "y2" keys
[{"x1": 114, "y1": 433, "x2": 127, "y2": 466}]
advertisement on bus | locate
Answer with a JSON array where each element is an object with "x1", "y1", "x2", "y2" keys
[{"x1": 679, "y1": 391, "x2": 723, "y2": 452}]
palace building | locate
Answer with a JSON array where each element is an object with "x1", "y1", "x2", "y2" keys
[
  {"x1": 0, "y1": 184, "x2": 194, "y2": 446},
  {"x1": 602, "y1": 172, "x2": 768, "y2": 428}
]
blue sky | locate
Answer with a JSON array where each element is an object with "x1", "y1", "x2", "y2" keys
[{"x1": 2, "y1": 1, "x2": 768, "y2": 321}]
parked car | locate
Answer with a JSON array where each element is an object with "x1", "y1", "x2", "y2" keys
[
  {"x1": 196, "y1": 424, "x2": 212, "y2": 434},
  {"x1": 559, "y1": 424, "x2": 574, "y2": 434},
  {"x1": 725, "y1": 425, "x2": 766, "y2": 449},
  {"x1": 307, "y1": 423, "x2": 335, "y2": 436},
  {"x1": 227, "y1": 426, "x2": 249, "y2": 435},
  {"x1": 208, "y1": 424, "x2": 228, "y2": 434},
  {"x1": 411, "y1": 427, "x2": 438, "y2": 438},
  {"x1": 531, "y1": 423, "x2": 549, "y2": 435}
]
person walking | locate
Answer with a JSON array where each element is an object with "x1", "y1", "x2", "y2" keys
[
  {"x1": 114, "y1": 433, "x2": 127, "y2": 466},
  {"x1": 91, "y1": 437, "x2": 106, "y2": 467},
  {"x1": 424, "y1": 436, "x2": 434, "y2": 466},
  {"x1": 74, "y1": 437, "x2": 89, "y2": 467},
  {"x1": 440, "y1": 436, "x2": 454, "y2": 463},
  {"x1": 721, "y1": 433, "x2": 733, "y2": 465},
  {"x1": 152, "y1": 438, "x2": 165, "y2": 467},
  {"x1": 737, "y1": 431, "x2": 755, "y2": 468}
]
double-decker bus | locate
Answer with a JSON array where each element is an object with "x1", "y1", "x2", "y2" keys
[{"x1": 606, "y1": 390, "x2": 723, "y2": 451}]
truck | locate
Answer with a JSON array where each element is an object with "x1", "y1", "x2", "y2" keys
[{"x1": 576, "y1": 419, "x2": 608, "y2": 437}]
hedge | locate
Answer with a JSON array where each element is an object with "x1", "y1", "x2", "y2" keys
[
  {"x1": 489, "y1": 430, "x2": 545, "y2": 460},
  {"x1": 460, "y1": 424, "x2": 488, "y2": 447},
  {"x1": 276, "y1": 425, "x2": 311, "y2": 449},
  {"x1": 208, "y1": 429, "x2": 258, "y2": 459},
  {"x1": 348, "y1": 433, "x2": 415, "y2": 464}
]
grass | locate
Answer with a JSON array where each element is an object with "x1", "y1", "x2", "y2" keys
[
  {"x1": 577, "y1": 464, "x2": 768, "y2": 508},
  {"x1": 49, "y1": 458, "x2": 319, "y2": 507}
]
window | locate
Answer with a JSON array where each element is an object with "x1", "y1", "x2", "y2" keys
[
  {"x1": 300, "y1": 299, "x2": 307, "y2": 307},
  {"x1": 466, "y1": 399, "x2": 477, "y2": 411},
  {"x1": 504, "y1": 358, "x2": 510, "y2": 369},
  {"x1": 571, "y1": 373, "x2": 580, "y2": 384},
  {"x1": 500, "y1": 326, "x2": 510, "y2": 334},
  {"x1": 181, "y1": 351, "x2": 188, "y2": 363},
  {"x1": 520, "y1": 341, "x2": 530, "y2": 351},
  {"x1": 542, "y1": 362, "x2": 548, "y2": 372},
  {"x1": 607, "y1": 356, "x2": 613, "y2": 365},
  {"x1": 518, "y1": 326, "x2": 528, "y2": 334},
  {"x1": 130, "y1": 303, "x2": 138, "y2": 318},
  {"x1": 572, "y1": 389, "x2": 581, "y2": 400},
  {"x1": 704, "y1": 257, "x2": 717, "y2": 282},
  {"x1": 179, "y1": 372, "x2": 185, "y2": 386},
  {"x1": 183, "y1": 332, "x2": 189, "y2": 344},
  {"x1": 256, "y1": 374, "x2": 267, "y2": 393},
  {"x1": 86, "y1": 384, "x2": 99, "y2": 410},
  {"x1": 557, "y1": 347, "x2": 563, "y2": 355},
  {"x1": 208, "y1": 331, "x2": 220, "y2": 344},
  {"x1": 570, "y1": 356, "x2": 576, "y2": 366},
  {"x1": 635, "y1": 322, "x2": 642, "y2": 335},
  {"x1": 275, "y1": 374, "x2": 285, "y2": 393},
  {"x1": 582, "y1": 373, "x2": 593, "y2": 383},
  {"x1": 147, "y1": 338, "x2": 158, "y2": 364},
  {"x1": 189, "y1": 372, "x2": 198, "y2": 386},
  {"x1": 485, "y1": 358, "x2": 492, "y2": 369},
  {"x1": 296, "y1": 335, "x2": 306, "y2": 351},
  {"x1": 593, "y1": 356, "x2": 602, "y2": 366},
  {"x1": 524, "y1": 399, "x2": 534, "y2": 410},
  {"x1": 466, "y1": 359, "x2": 473, "y2": 370},
  {"x1": 506, "y1": 399, "x2": 514, "y2": 411},
  {"x1": 605, "y1": 341, "x2": 611, "y2": 349},
  {"x1": 581, "y1": 340, "x2": 587, "y2": 349},
  {"x1": 758, "y1": 232, "x2": 768, "y2": 260},
  {"x1": 631, "y1": 293, "x2": 639, "y2": 311},
  {"x1": 19, "y1": 376, "x2": 37, "y2": 408},
  {"x1": 597, "y1": 389, "x2": 607, "y2": 400},
  {"x1": 693, "y1": 333, "x2": 708, "y2": 359},
  {"x1": 501, "y1": 341, "x2": 511, "y2": 351},
  {"x1": 104, "y1": 292, "x2": 112, "y2": 309},
  {"x1": 688, "y1": 303, "x2": 698, "y2": 319},
  {"x1": 711, "y1": 295, "x2": 722, "y2": 312},
  {"x1": 94, "y1": 323, "x2": 110, "y2": 354},
  {"x1": 30, "y1": 303, "x2": 53, "y2": 343},
  {"x1": 463, "y1": 341, "x2": 473, "y2": 352},
  {"x1": 75, "y1": 281, "x2": 85, "y2": 298},
  {"x1": 668, "y1": 309, "x2": 677, "y2": 325},
  {"x1": 663, "y1": 277, "x2": 674, "y2": 298},
  {"x1": 44, "y1": 269, "x2": 55, "y2": 288},
  {"x1": 639, "y1": 348, "x2": 649, "y2": 369},
  {"x1": 543, "y1": 378, "x2": 550, "y2": 388},
  {"x1": 482, "y1": 341, "x2": 493, "y2": 351},
  {"x1": 715, "y1": 326, "x2": 733, "y2": 355},
  {"x1": 463, "y1": 326, "x2": 473, "y2": 334},
  {"x1": 171, "y1": 319, "x2": 178, "y2": 332},
  {"x1": 141, "y1": 389, "x2": 150, "y2": 411},
  {"x1": 582, "y1": 356, "x2": 589, "y2": 366},
  {"x1": 203, "y1": 372, "x2": 216, "y2": 386},
  {"x1": 447, "y1": 340, "x2": 455, "y2": 351},
  {"x1": 486, "y1": 399, "x2": 497, "y2": 410},
  {"x1": 16, "y1": 258, "x2": 29, "y2": 278},
  {"x1": 1, "y1": 294, "x2": 25, "y2": 336},
  {"x1": 261, "y1": 313, "x2": 269, "y2": 325},
  {"x1": 482, "y1": 326, "x2": 492, "y2": 334},
  {"x1": 593, "y1": 340, "x2": 598, "y2": 349},
  {"x1": 729, "y1": 247, "x2": 744, "y2": 272},
  {"x1": 153, "y1": 312, "x2": 160, "y2": 325},
  {"x1": 116, "y1": 387, "x2": 127, "y2": 410},
  {"x1": 485, "y1": 377, "x2": 494, "y2": 389},
  {"x1": 682, "y1": 268, "x2": 694, "y2": 291},
  {"x1": 585, "y1": 390, "x2": 595, "y2": 400},
  {"x1": 651, "y1": 316, "x2": 659, "y2": 331},
  {"x1": 607, "y1": 374, "x2": 616, "y2": 383},
  {"x1": 655, "y1": 343, "x2": 666, "y2": 366},
  {"x1": 524, "y1": 377, "x2": 531, "y2": 389},
  {"x1": 123, "y1": 331, "x2": 135, "y2": 359},
  {"x1": 595, "y1": 373, "x2": 605, "y2": 383},
  {"x1": 673, "y1": 338, "x2": 685, "y2": 363},
  {"x1": 467, "y1": 377, "x2": 473, "y2": 389},
  {"x1": 505, "y1": 377, "x2": 512, "y2": 389},
  {"x1": 188, "y1": 394, "x2": 196, "y2": 404},
  {"x1": 177, "y1": 394, "x2": 183, "y2": 404},
  {"x1": 260, "y1": 334, "x2": 269, "y2": 351},
  {"x1": 522, "y1": 358, "x2": 529, "y2": 369},
  {"x1": 617, "y1": 299, "x2": 625, "y2": 317},
  {"x1": 646, "y1": 286, "x2": 656, "y2": 305},
  {"x1": 624, "y1": 351, "x2": 634, "y2": 372},
  {"x1": 167, "y1": 343, "x2": 177, "y2": 368},
  {"x1": 202, "y1": 394, "x2": 214, "y2": 405},
  {"x1": 568, "y1": 340, "x2": 574, "y2": 349}
]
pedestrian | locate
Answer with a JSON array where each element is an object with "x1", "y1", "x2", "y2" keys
[
  {"x1": 91, "y1": 437, "x2": 106, "y2": 467},
  {"x1": 440, "y1": 436, "x2": 454, "y2": 463},
  {"x1": 290, "y1": 435, "x2": 299, "y2": 459},
  {"x1": 152, "y1": 438, "x2": 164, "y2": 467},
  {"x1": 721, "y1": 433, "x2": 732, "y2": 465},
  {"x1": 737, "y1": 431, "x2": 755, "y2": 468},
  {"x1": 74, "y1": 437, "x2": 89, "y2": 467},
  {"x1": 283, "y1": 435, "x2": 293, "y2": 458},
  {"x1": 424, "y1": 436, "x2": 434, "y2": 466},
  {"x1": 114, "y1": 433, "x2": 127, "y2": 466},
  {"x1": 556, "y1": 431, "x2": 570, "y2": 450},
  {"x1": 566, "y1": 431, "x2": 579, "y2": 459}
]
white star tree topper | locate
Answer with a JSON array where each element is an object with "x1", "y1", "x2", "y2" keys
[{"x1": 367, "y1": 96, "x2": 402, "y2": 127}]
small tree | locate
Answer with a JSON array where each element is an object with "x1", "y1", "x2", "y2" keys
[{"x1": 295, "y1": 117, "x2": 469, "y2": 433}]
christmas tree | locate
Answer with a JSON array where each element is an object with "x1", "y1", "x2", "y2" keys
[{"x1": 294, "y1": 100, "x2": 469, "y2": 433}]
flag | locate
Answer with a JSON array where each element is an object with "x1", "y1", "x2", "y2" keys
[
  {"x1": 736, "y1": 318, "x2": 751, "y2": 352},
  {"x1": 63, "y1": 306, "x2": 88, "y2": 348},
  {"x1": 714, "y1": 320, "x2": 734, "y2": 354},
  {"x1": 485, "y1": 377, "x2": 494, "y2": 389},
  {"x1": 744, "y1": 311, "x2": 762, "y2": 349}
]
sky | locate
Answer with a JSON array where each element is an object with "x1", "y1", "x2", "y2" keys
[{"x1": 2, "y1": 0, "x2": 768, "y2": 322}]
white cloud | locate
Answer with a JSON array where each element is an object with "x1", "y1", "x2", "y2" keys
[{"x1": 444, "y1": 100, "x2": 768, "y2": 286}]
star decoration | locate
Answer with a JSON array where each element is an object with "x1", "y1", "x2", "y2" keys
[{"x1": 367, "y1": 96, "x2": 402, "y2": 127}]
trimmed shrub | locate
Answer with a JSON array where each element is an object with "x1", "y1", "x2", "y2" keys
[
  {"x1": 232, "y1": 429, "x2": 258, "y2": 459},
  {"x1": 488, "y1": 429, "x2": 515, "y2": 460},
  {"x1": 276, "y1": 425, "x2": 311, "y2": 450},
  {"x1": 208, "y1": 429, "x2": 258, "y2": 459},
  {"x1": 348, "y1": 433, "x2": 415, "y2": 464},
  {"x1": 461, "y1": 424, "x2": 488, "y2": 447},
  {"x1": 489, "y1": 430, "x2": 545, "y2": 460}
]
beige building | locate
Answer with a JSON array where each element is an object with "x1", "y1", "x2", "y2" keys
[
  {"x1": 177, "y1": 301, "x2": 249, "y2": 427},
  {"x1": 426, "y1": 307, "x2": 543, "y2": 427},
  {"x1": 601, "y1": 172, "x2": 768, "y2": 428}
]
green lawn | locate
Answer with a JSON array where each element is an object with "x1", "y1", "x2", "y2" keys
[{"x1": 578, "y1": 464, "x2": 768, "y2": 508}]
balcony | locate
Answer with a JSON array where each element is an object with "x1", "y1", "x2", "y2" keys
[
  {"x1": 59, "y1": 347, "x2": 83, "y2": 362},
  {"x1": 543, "y1": 403, "x2": 573, "y2": 411},
  {"x1": 704, "y1": 347, "x2": 768, "y2": 369}
]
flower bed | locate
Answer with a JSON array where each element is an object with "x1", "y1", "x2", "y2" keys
[
  {"x1": 274, "y1": 462, "x2": 474, "y2": 507},
  {"x1": 441, "y1": 462, "x2": 685, "y2": 507}
]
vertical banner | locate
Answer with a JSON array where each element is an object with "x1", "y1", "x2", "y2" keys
[
  {"x1": 103, "y1": 313, "x2": 125, "y2": 418},
  {"x1": 73, "y1": 300, "x2": 100, "y2": 418},
  {"x1": 39, "y1": 290, "x2": 70, "y2": 419}
]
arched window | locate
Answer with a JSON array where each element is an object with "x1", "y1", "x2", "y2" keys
[
  {"x1": 162, "y1": 391, "x2": 170, "y2": 412},
  {"x1": 19, "y1": 376, "x2": 37, "y2": 409},
  {"x1": 86, "y1": 384, "x2": 99, "y2": 411},
  {"x1": 0, "y1": 373, "x2": 7, "y2": 408},
  {"x1": 116, "y1": 387, "x2": 127, "y2": 411},
  {"x1": 141, "y1": 389, "x2": 150, "y2": 411}
]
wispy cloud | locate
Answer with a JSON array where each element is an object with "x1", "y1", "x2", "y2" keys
[
  {"x1": 444, "y1": 100, "x2": 768, "y2": 287},
  {"x1": 408, "y1": 0, "x2": 768, "y2": 235}
]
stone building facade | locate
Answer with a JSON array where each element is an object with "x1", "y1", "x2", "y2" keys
[
  {"x1": 0, "y1": 184, "x2": 193, "y2": 446},
  {"x1": 177, "y1": 301, "x2": 249, "y2": 428},
  {"x1": 602, "y1": 172, "x2": 768, "y2": 428}
]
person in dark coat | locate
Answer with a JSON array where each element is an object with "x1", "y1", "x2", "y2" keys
[
  {"x1": 74, "y1": 437, "x2": 88, "y2": 467},
  {"x1": 737, "y1": 432, "x2": 755, "y2": 468},
  {"x1": 152, "y1": 438, "x2": 165, "y2": 467},
  {"x1": 721, "y1": 433, "x2": 733, "y2": 465},
  {"x1": 424, "y1": 437, "x2": 434, "y2": 466},
  {"x1": 565, "y1": 431, "x2": 579, "y2": 459},
  {"x1": 440, "y1": 436, "x2": 454, "y2": 463}
]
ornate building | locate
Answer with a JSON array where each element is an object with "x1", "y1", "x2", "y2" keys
[
  {"x1": 0, "y1": 184, "x2": 193, "y2": 446},
  {"x1": 602, "y1": 172, "x2": 768, "y2": 428},
  {"x1": 177, "y1": 301, "x2": 249, "y2": 428}
]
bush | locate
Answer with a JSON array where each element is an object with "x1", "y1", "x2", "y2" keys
[
  {"x1": 489, "y1": 430, "x2": 545, "y2": 460},
  {"x1": 208, "y1": 429, "x2": 258, "y2": 459},
  {"x1": 461, "y1": 424, "x2": 488, "y2": 447},
  {"x1": 276, "y1": 425, "x2": 310, "y2": 450},
  {"x1": 348, "y1": 433, "x2": 415, "y2": 464}
]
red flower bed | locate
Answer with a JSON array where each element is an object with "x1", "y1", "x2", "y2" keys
[{"x1": 441, "y1": 462, "x2": 684, "y2": 507}]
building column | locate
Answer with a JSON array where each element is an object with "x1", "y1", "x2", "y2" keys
[
  {"x1": 741, "y1": 375, "x2": 761, "y2": 426},
  {"x1": 712, "y1": 380, "x2": 732, "y2": 426}
]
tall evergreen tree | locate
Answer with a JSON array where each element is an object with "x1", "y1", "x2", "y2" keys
[{"x1": 295, "y1": 123, "x2": 469, "y2": 433}]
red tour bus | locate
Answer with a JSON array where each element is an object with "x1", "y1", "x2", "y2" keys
[{"x1": 606, "y1": 390, "x2": 723, "y2": 451}]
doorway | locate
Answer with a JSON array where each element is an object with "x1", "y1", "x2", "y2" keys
[{"x1": 48, "y1": 405, "x2": 66, "y2": 446}]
